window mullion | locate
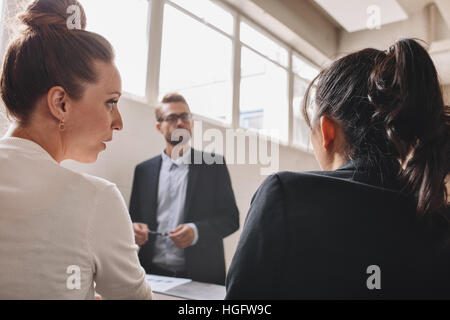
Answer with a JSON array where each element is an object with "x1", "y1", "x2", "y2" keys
[
  {"x1": 288, "y1": 48, "x2": 294, "y2": 146},
  {"x1": 231, "y1": 13, "x2": 241, "y2": 129},
  {"x1": 146, "y1": 0, "x2": 165, "y2": 106}
]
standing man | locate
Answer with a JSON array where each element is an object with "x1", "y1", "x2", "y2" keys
[{"x1": 129, "y1": 93, "x2": 239, "y2": 285}]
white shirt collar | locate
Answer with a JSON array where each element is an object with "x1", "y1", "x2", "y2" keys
[
  {"x1": 161, "y1": 147, "x2": 191, "y2": 166},
  {"x1": 0, "y1": 136, "x2": 59, "y2": 165}
]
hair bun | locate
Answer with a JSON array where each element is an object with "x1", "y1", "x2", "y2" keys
[{"x1": 19, "y1": 0, "x2": 86, "y2": 31}]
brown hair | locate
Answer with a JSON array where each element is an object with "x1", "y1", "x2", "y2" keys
[
  {"x1": 302, "y1": 39, "x2": 449, "y2": 227},
  {"x1": 155, "y1": 93, "x2": 190, "y2": 122},
  {"x1": 0, "y1": 0, "x2": 114, "y2": 125}
]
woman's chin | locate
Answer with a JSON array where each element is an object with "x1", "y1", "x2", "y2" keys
[
  {"x1": 66, "y1": 143, "x2": 106, "y2": 163},
  {"x1": 78, "y1": 156, "x2": 98, "y2": 164},
  {"x1": 72, "y1": 151, "x2": 100, "y2": 164}
]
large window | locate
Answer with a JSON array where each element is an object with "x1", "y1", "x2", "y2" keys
[
  {"x1": 240, "y1": 21, "x2": 289, "y2": 142},
  {"x1": 240, "y1": 21, "x2": 288, "y2": 68},
  {"x1": 292, "y1": 53, "x2": 320, "y2": 82},
  {"x1": 159, "y1": 1, "x2": 233, "y2": 123},
  {"x1": 79, "y1": 0, "x2": 150, "y2": 97},
  {"x1": 292, "y1": 54, "x2": 319, "y2": 150},
  {"x1": 169, "y1": 0, "x2": 233, "y2": 35},
  {"x1": 0, "y1": 0, "x2": 322, "y2": 152}
]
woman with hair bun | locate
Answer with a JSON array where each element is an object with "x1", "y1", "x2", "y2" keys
[
  {"x1": 226, "y1": 38, "x2": 450, "y2": 299},
  {"x1": 0, "y1": 0, "x2": 152, "y2": 299}
]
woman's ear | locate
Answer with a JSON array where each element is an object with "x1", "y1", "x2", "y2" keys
[
  {"x1": 46, "y1": 86, "x2": 68, "y2": 121},
  {"x1": 320, "y1": 115, "x2": 337, "y2": 150}
]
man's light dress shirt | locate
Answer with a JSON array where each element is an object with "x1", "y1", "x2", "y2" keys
[{"x1": 152, "y1": 149, "x2": 198, "y2": 272}]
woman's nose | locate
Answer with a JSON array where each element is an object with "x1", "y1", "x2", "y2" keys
[{"x1": 112, "y1": 109, "x2": 123, "y2": 131}]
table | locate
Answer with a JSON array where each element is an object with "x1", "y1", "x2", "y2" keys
[{"x1": 147, "y1": 274, "x2": 226, "y2": 300}]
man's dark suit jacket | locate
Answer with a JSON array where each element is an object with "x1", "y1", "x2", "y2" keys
[
  {"x1": 129, "y1": 148, "x2": 239, "y2": 285},
  {"x1": 226, "y1": 159, "x2": 450, "y2": 299}
]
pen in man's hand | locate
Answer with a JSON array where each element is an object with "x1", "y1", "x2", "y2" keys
[{"x1": 148, "y1": 230, "x2": 169, "y2": 237}]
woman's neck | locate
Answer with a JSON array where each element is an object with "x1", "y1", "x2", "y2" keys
[{"x1": 6, "y1": 122, "x2": 64, "y2": 163}]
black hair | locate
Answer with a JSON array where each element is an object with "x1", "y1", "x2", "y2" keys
[{"x1": 302, "y1": 38, "x2": 449, "y2": 224}]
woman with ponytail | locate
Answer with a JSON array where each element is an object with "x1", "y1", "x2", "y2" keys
[
  {"x1": 0, "y1": 0, "x2": 151, "y2": 299},
  {"x1": 226, "y1": 38, "x2": 450, "y2": 299}
]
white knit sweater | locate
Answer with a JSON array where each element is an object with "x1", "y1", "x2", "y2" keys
[{"x1": 0, "y1": 137, "x2": 152, "y2": 300}]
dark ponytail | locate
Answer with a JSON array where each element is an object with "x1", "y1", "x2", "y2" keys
[
  {"x1": 303, "y1": 39, "x2": 449, "y2": 222},
  {"x1": 369, "y1": 39, "x2": 449, "y2": 218}
]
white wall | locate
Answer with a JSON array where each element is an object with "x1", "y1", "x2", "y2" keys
[
  {"x1": 0, "y1": 97, "x2": 319, "y2": 269},
  {"x1": 443, "y1": 84, "x2": 450, "y2": 103}
]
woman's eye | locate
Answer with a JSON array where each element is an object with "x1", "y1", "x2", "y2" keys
[{"x1": 106, "y1": 100, "x2": 118, "y2": 109}]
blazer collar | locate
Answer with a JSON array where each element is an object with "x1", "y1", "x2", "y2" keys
[
  {"x1": 155, "y1": 148, "x2": 201, "y2": 222},
  {"x1": 183, "y1": 148, "x2": 201, "y2": 220},
  {"x1": 161, "y1": 147, "x2": 192, "y2": 166},
  {"x1": 336, "y1": 157, "x2": 402, "y2": 190}
]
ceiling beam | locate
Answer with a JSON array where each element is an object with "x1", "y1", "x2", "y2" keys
[
  {"x1": 222, "y1": 0, "x2": 336, "y2": 66},
  {"x1": 396, "y1": 0, "x2": 434, "y2": 16},
  {"x1": 434, "y1": 0, "x2": 450, "y2": 29}
]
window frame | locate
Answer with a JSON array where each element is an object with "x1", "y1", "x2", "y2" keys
[
  {"x1": 152, "y1": 0, "x2": 319, "y2": 151},
  {"x1": 0, "y1": 0, "x2": 321, "y2": 152},
  {"x1": 238, "y1": 18, "x2": 291, "y2": 144},
  {"x1": 292, "y1": 73, "x2": 315, "y2": 152},
  {"x1": 158, "y1": 0, "x2": 236, "y2": 125}
]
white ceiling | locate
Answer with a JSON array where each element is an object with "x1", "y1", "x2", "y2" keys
[{"x1": 313, "y1": 0, "x2": 408, "y2": 32}]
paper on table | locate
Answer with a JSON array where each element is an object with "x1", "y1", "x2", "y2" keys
[
  {"x1": 165, "y1": 281, "x2": 226, "y2": 300},
  {"x1": 145, "y1": 274, "x2": 192, "y2": 293}
]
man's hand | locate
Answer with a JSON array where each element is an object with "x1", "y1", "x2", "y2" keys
[
  {"x1": 133, "y1": 223, "x2": 150, "y2": 246},
  {"x1": 169, "y1": 224, "x2": 195, "y2": 249}
]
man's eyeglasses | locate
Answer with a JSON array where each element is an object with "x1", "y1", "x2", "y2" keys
[{"x1": 158, "y1": 112, "x2": 192, "y2": 123}]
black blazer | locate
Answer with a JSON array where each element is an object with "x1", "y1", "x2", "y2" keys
[
  {"x1": 226, "y1": 159, "x2": 450, "y2": 299},
  {"x1": 129, "y1": 148, "x2": 239, "y2": 285}
]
